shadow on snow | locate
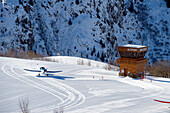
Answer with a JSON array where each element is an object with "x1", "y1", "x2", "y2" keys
[
  {"x1": 147, "y1": 77, "x2": 170, "y2": 83},
  {"x1": 36, "y1": 75, "x2": 74, "y2": 80}
]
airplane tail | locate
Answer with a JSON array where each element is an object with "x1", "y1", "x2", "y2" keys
[{"x1": 37, "y1": 64, "x2": 39, "y2": 70}]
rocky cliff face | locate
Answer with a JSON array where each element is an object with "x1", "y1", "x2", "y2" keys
[{"x1": 0, "y1": 0, "x2": 169, "y2": 63}]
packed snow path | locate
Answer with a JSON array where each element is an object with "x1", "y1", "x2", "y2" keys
[{"x1": 0, "y1": 57, "x2": 170, "y2": 113}]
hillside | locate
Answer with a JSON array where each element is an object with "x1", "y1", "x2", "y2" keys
[{"x1": 0, "y1": 0, "x2": 170, "y2": 63}]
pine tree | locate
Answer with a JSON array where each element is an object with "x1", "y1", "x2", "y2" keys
[
  {"x1": 100, "y1": 53, "x2": 105, "y2": 62},
  {"x1": 68, "y1": 18, "x2": 72, "y2": 25},
  {"x1": 75, "y1": 0, "x2": 79, "y2": 5},
  {"x1": 97, "y1": 51, "x2": 100, "y2": 58}
]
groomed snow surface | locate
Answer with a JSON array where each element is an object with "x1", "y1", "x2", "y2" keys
[{"x1": 0, "y1": 56, "x2": 170, "y2": 113}]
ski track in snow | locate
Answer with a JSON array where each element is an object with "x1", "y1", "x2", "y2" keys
[{"x1": 1, "y1": 63, "x2": 85, "y2": 113}]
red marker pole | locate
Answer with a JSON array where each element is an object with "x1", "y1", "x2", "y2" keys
[
  {"x1": 154, "y1": 99, "x2": 170, "y2": 104},
  {"x1": 93, "y1": 76, "x2": 94, "y2": 79}
]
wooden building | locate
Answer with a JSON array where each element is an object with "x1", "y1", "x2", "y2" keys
[{"x1": 116, "y1": 44, "x2": 148, "y2": 78}]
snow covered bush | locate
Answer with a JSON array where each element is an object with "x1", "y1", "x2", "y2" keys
[
  {"x1": 54, "y1": 106, "x2": 64, "y2": 113},
  {"x1": 3, "y1": 48, "x2": 43, "y2": 59},
  {"x1": 5, "y1": 49, "x2": 17, "y2": 58},
  {"x1": 77, "y1": 59, "x2": 84, "y2": 65},
  {"x1": 149, "y1": 60, "x2": 170, "y2": 78},
  {"x1": 87, "y1": 60, "x2": 91, "y2": 66},
  {"x1": 19, "y1": 97, "x2": 30, "y2": 113},
  {"x1": 104, "y1": 64, "x2": 112, "y2": 71},
  {"x1": 144, "y1": 63, "x2": 151, "y2": 73}
]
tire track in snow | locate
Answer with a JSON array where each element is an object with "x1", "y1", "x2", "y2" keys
[
  {"x1": 1, "y1": 64, "x2": 65, "y2": 111},
  {"x1": 2, "y1": 64, "x2": 85, "y2": 112},
  {"x1": 11, "y1": 65, "x2": 76, "y2": 112},
  {"x1": 27, "y1": 64, "x2": 87, "y2": 111},
  {"x1": 44, "y1": 79, "x2": 85, "y2": 110},
  {"x1": 23, "y1": 66, "x2": 86, "y2": 111}
]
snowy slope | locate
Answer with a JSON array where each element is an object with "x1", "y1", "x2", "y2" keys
[
  {"x1": 0, "y1": 0, "x2": 170, "y2": 63},
  {"x1": 0, "y1": 56, "x2": 170, "y2": 113}
]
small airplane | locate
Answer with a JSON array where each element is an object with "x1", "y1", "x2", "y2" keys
[
  {"x1": 37, "y1": 64, "x2": 48, "y2": 76},
  {"x1": 24, "y1": 64, "x2": 62, "y2": 76}
]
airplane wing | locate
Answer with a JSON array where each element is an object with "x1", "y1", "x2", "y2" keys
[
  {"x1": 24, "y1": 69, "x2": 62, "y2": 73},
  {"x1": 47, "y1": 71, "x2": 62, "y2": 73},
  {"x1": 24, "y1": 69, "x2": 41, "y2": 72}
]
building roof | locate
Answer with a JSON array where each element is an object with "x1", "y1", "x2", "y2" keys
[{"x1": 119, "y1": 44, "x2": 147, "y2": 48}]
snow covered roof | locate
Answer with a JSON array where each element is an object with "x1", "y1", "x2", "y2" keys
[{"x1": 119, "y1": 44, "x2": 147, "y2": 48}]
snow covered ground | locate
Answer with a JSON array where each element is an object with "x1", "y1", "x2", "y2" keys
[{"x1": 0, "y1": 56, "x2": 170, "y2": 113}]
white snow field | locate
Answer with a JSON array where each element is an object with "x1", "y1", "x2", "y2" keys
[{"x1": 0, "y1": 56, "x2": 170, "y2": 113}]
